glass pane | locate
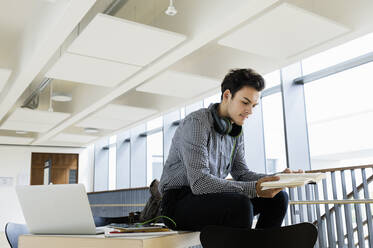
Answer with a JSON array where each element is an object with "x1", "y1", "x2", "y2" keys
[
  {"x1": 263, "y1": 70, "x2": 281, "y2": 89},
  {"x1": 304, "y1": 61, "x2": 373, "y2": 170},
  {"x1": 180, "y1": 107, "x2": 185, "y2": 119},
  {"x1": 147, "y1": 116, "x2": 163, "y2": 131},
  {"x1": 108, "y1": 135, "x2": 116, "y2": 190},
  {"x1": 203, "y1": 93, "x2": 220, "y2": 107},
  {"x1": 302, "y1": 32, "x2": 373, "y2": 75},
  {"x1": 147, "y1": 131, "x2": 163, "y2": 185},
  {"x1": 262, "y1": 92, "x2": 287, "y2": 173}
]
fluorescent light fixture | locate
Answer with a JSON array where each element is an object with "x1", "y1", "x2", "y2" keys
[
  {"x1": 67, "y1": 13, "x2": 186, "y2": 66},
  {"x1": 0, "y1": 68, "x2": 12, "y2": 93},
  {"x1": 15, "y1": 131, "x2": 28, "y2": 134},
  {"x1": 52, "y1": 92, "x2": 72, "y2": 102},
  {"x1": 0, "y1": 136, "x2": 33, "y2": 145},
  {"x1": 84, "y1": 127, "x2": 100, "y2": 133},
  {"x1": 218, "y1": 3, "x2": 349, "y2": 58},
  {"x1": 136, "y1": 71, "x2": 220, "y2": 98},
  {"x1": 0, "y1": 108, "x2": 70, "y2": 133},
  {"x1": 46, "y1": 52, "x2": 140, "y2": 87},
  {"x1": 51, "y1": 133, "x2": 98, "y2": 143}
]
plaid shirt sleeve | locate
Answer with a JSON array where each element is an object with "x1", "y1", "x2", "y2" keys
[{"x1": 179, "y1": 117, "x2": 258, "y2": 198}]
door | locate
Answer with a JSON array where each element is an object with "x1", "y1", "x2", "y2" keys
[{"x1": 30, "y1": 153, "x2": 79, "y2": 185}]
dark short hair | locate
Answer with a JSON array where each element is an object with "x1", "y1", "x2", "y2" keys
[{"x1": 221, "y1": 68, "x2": 265, "y2": 100}]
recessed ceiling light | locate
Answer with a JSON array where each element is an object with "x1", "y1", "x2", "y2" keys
[
  {"x1": 51, "y1": 92, "x2": 72, "y2": 102},
  {"x1": 84, "y1": 127, "x2": 100, "y2": 133},
  {"x1": 16, "y1": 131, "x2": 28, "y2": 134}
]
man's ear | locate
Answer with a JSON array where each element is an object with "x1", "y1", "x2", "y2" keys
[{"x1": 222, "y1": 89, "x2": 231, "y2": 102}]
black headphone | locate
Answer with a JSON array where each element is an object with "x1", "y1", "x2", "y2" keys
[{"x1": 211, "y1": 103, "x2": 242, "y2": 137}]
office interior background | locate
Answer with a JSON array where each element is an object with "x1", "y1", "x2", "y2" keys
[{"x1": 1, "y1": 0, "x2": 373, "y2": 247}]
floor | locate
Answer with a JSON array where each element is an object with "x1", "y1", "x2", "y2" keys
[{"x1": 0, "y1": 232, "x2": 10, "y2": 248}]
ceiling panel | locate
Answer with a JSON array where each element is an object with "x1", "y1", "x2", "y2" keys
[
  {"x1": 0, "y1": 108, "x2": 70, "y2": 133},
  {"x1": 136, "y1": 71, "x2": 220, "y2": 98},
  {"x1": 75, "y1": 104, "x2": 157, "y2": 130},
  {"x1": 218, "y1": 3, "x2": 349, "y2": 59},
  {"x1": 75, "y1": 117, "x2": 130, "y2": 130},
  {"x1": 0, "y1": 68, "x2": 11, "y2": 93},
  {"x1": 67, "y1": 13, "x2": 186, "y2": 66},
  {"x1": 0, "y1": 136, "x2": 33, "y2": 145},
  {"x1": 45, "y1": 52, "x2": 141, "y2": 87},
  {"x1": 51, "y1": 133, "x2": 98, "y2": 143},
  {"x1": 94, "y1": 104, "x2": 157, "y2": 121}
]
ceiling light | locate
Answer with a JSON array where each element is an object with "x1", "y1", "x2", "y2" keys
[
  {"x1": 165, "y1": 0, "x2": 177, "y2": 16},
  {"x1": 52, "y1": 92, "x2": 73, "y2": 102},
  {"x1": 84, "y1": 127, "x2": 100, "y2": 133},
  {"x1": 16, "y1": 131, "x2": 28, "y2": 134},
  {"x1": 65, "y1": 14, "x2": 185, "y2": 67}
]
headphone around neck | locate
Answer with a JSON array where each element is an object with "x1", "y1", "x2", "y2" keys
[{"x1": 211, "y1": 103, "x2": 242, "y2": 137}]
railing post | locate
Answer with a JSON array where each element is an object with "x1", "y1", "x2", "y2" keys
[
  {"x1": 305, "y1": 184, "x2": 315, "y2": 222},
  {"x1": 289, "y1": 187, "x2": 298, "y2": 224},
  {"x1": 361, "y1": 168, "x2": 373, "y2": 247},
  {"x1": 341, "y1": 170, "x2": 354, "y2": 248},
  {"x1": 314, "y1": 184, "x2": 327, "y2": 248},
  {"x1": 331, "y1": 171, "x2": 345, "y2": 247},
  {"x1": 297, "y1": 187, "x2": 305, "y2": 222},
  {"x1": 322, "y1": 178, "x2": 337, "y2": 248},
  {"x1": 351, "y1": 169, "x2": 365, "y2": 248}
]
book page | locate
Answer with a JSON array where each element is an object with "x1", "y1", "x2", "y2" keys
[{"x1": 260, "y1": 173, "x2": 326, "y2": 190}]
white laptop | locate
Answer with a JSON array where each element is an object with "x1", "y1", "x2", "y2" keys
[{"x1": 16, "y1": 184, "x2": 105, "y2": 235}]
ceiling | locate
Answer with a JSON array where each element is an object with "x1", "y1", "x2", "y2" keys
[{"x1": 1, "y1": 0, "x2": 373, "y2": 147}]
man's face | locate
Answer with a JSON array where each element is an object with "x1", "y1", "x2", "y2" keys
[{"x1": 226, "y1": 86, "x2": 260, "y2": 126}]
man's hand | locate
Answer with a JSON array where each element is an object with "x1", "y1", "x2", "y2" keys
[
  {"x1": 282, "y1": 168, "x2": 303, "y2": 173},
  {"x1": 256, "y1": 176, "x2": 283, "y2": 198}
]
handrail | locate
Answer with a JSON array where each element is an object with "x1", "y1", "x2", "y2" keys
[
  {"x1": 312, "y1": 173, "x2": 373, "y2": 224},
  {"x1": 306, "y1": 164, "x2": 373, "y2": 173}
]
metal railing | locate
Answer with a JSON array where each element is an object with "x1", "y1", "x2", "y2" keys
[{"x1": 286, "y1": 164, "x2": 373, "y2": 248}]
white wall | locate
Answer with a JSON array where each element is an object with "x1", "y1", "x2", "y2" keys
[{"x1": 0, "y1": 145, "x2": 94, "y2": 231}]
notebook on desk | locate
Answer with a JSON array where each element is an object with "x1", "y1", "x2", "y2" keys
[{"x1": 16, "y1": 184, "x2": 104, "y2": 235}]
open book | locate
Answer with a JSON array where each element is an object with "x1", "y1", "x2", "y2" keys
[
  {"x1": 105, "y1": 223, "x2": 178, "y2": 237},
  {"x1": 261, "y1": 173, "x2": 326, "y2": 190}
]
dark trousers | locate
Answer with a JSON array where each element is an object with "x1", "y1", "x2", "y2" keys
[{"x1": 160, "y1": 187, "x2": 288, "y2": 231}]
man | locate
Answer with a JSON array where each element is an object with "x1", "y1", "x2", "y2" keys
[{"x1": 159, "y1": 68, "x2": 301, "y2": 231}]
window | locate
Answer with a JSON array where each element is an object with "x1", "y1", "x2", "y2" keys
[
  {"x1": 262, "y1": 92, "x2": 287, "y2": 173},
  {"x1": 302, "y1": 32, "x2": 373, "y2": 75},
  {"x1": 180, "y1": 107, "x2": 185, "y2": 119},
  {"x1": 263, "y1": 70, "x2": 281, "y2": 89},
  {"x1": 203, "y1": 93, "x2": 220, "y2": 107},
  {"x1": 147, "y1": 116, "x2": 163, "y2": 130},
  {"x1": 146, "y1": 117, "x2": 163, "y2": 185},
  {"x1": 304, "y1": 61, "x2": 373, "y2": 170},
  {"x1": 108, "y1": 135, "x2": 116, "y2": 190}
]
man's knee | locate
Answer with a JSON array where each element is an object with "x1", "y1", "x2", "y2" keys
[
  {"x1": 274, "y1": 190, "x2": 289, "y2": 212},
  {"x1": 228, "y1": 194, "x2": 253, "y2": 227}
]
